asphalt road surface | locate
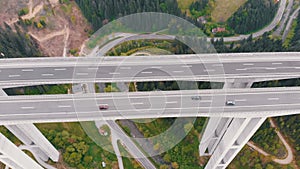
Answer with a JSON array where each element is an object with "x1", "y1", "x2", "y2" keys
[
  {"x1": 0, "y1": 52, "x2": 300, "y2": 86},
  {"x1": 107, "y1": 120, "x2": 156, "y2": 169},
  {"x1": 0, "y1": 88, "x2": 300, "y2": 124}
]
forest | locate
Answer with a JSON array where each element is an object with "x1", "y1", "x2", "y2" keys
[
  {"x1": 189, "y1": 0, "x2": 208, "y2": 13},
  {"x1": 107, "y1": 39, "x2": 194, "y2": 56},
  {"x1": 276, "y1": 115, "x2": 300, "y2": 166},
  {"x1": 253, "y1": 78, "x2": 300, "y2": 166},
  {"x1": 212, "y1": 10, "x2": 300, "y2": 52},
  {"x1": 74, "y1": 0, "x2": 184, "y2": 30},
  {"x1": 227, "y1": 0, "x2": 278, "y2": 34},
  {"x1": 252, "y1": 121, "x2": 286, "y2": 157},
  {"x1": 4, "y1": 84, "x2": 69, "y2": 96},
  {"x1": 38, "y1": 123, "x2": 118, "y2": 169},
  {"x1": 189, "y1": 0, "x2": 209, "y2": 17},
  {"x1": 136, "y1": 81, "x2": 223, "y2": 91},
  {"x1": 211, "y1": 33, "x2": 285, "y2": 53},
  {"x1": 288, "y1": 12, "x2": 300, "y2": 51},
  {"x1": 0, "y1": 24, "x2": 42, "y2": 58}
]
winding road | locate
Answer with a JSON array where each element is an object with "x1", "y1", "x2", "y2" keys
[
  {"x1": 80, "y1": 0, "x2": 288, "y2": 58},
  {"x1": 274, "y1": 0, "x2": 294, "y2": 36},
  {"x1": 247, "y1": 118, "x2": 294, "y2": 165},
  {"x1": 269, "y1": 118, "x2": 294, "y2": 165},
  {"x1": 205, "y1": 0, "x2": 287, "y2": 42},
  {"x1": 283, "y1": 6, "x2": 300, "y2": 41}
]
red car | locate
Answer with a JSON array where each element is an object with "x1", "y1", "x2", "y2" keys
[{"x1": 99, "y1": 105, "x2": 109, "y2": 110}]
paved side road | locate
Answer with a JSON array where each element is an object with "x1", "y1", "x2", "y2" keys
[
  {"x1": 107, "y1": 120, "x2": 157, "y2": 169},
  {"x1": 95, "y1": 120, "x2": 124, "y2": 169},
  {"x1": 274, "y1": 0, "x2": 294, "y2": 36},
  {"x1": 247, "y1": 141, "x2": 269, "y2": 156},
  {"x1": 283, "y1": 7, "x2": 300, "y2": 41},
  {"x1": 247, "y1": 118, "x2": 294, "y2": 165},
  {"x1": 212, "y1": 0, "x2": 287, "y2": 42},
  {"x1": 269, "y1": 118, "x2": 294, "y2": 165}
]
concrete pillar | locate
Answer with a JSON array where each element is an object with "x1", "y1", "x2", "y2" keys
[
  {"x1": 0, "y1": 133, "x2": 43, "y2": 169},
  {"x1": 199, "y1": 80, "x2": 254, "y2": 156},
  {"x1": 5, "y1": 125, "x2": 49, "y2": 162},
  {"x1": 199, "y1": 79, "x2": 267, "y2": 169},
  {"x1": 1, "y1": 158, "x2": 23, "y2": 169},
  {"x1": 223, "y1": 79, "x2": 255, "y2": 88},
  {"x1": 5, "y1": 125, "x2": 33, "y2": 145},
  {"x1": 12, "y1": 124, "x2": 59, "y2": 162},
  {"x1": 199, "y1": 117, "x2": 233, "y2": 156},
  {"x1": 5, "y1": 124, "x2": 59, "y2": 162},
  {"x1": 1, "y1": 88, "x2": 59, "y2": 162},
  {"x1": 204, "y1": 117, "x2": 266, "y2": 169}
]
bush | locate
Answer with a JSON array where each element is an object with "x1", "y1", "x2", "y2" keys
[
  {"x1": 23, "y1": 19, "x2": 32, "y2": 25},
  {"x1": 40, "y1": 19, "x2": 46, "y2": 27},
  {"x1": 18, "y1": 8, "x2": 29, "y2": 16},
  {"x1": 69, "y1": 48, "x2": 79, "y2": 56}
]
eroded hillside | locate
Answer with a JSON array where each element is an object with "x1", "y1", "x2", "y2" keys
[{"x1": 0, "y1": 0, "x2": 91, "y2": 56}]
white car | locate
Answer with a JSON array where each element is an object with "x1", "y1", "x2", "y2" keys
[{"x1": 226, "y1": 100, "x2": 235, "y2": 106}]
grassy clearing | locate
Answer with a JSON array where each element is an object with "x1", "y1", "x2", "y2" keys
[
  {"x1": 211, "y1": 0, "x2": 247, "y2": 22},
  {"x1": 177, "y1": 0, "x2": 195, "y2": 16},
  {"x1": 140, "y1": 48, "x2": 172, "y2": 55},
  {"x1": 283, "y1": 20, "x2": 297, "y2": 48}
]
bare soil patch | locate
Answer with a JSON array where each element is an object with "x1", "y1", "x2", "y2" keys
[
  {"x1": 1, "y1": 0, "x2": 91, "y2": 57},
  {"x1": 211, "y1": 0, "x2": 247, "y2": 22}
]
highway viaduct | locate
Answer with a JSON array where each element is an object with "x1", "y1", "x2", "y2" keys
[{"x1": 0, "y1": 52, "x2": 300, "y2": 169}]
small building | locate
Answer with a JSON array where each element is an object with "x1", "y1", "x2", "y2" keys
[
  {"x1": 197, "y1": 16, "x2": 207, "y2": 24},
  {"x1": 212, "y1": 27, "x2": 226, "y2": 34},
  {"x1": 99, "y1": 128, "x2": 108, "y2": 136}
]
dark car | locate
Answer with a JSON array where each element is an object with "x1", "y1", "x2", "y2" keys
[
  {"x1": 99, "y1": 105, "x2": 109, "y2": 110},
  {"x1": 191, "y1": 96, "x2": 201, "y2": 100}
]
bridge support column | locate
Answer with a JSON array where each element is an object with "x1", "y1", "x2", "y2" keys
[
  {"x1": 223, "y1": 79, "x2": 255, "y2": 88},
  {"x1": 199, "y1": 117, "x2": 233, "y2": 155},
  {"x1": 5, "y1": 125, "x2": 49, "y2": 161},
  {"x1": 199, "y1": 80, "x2": 254, "y2": 156},
  {"x1": 0, "y1": 88, "x2": 59, "y2": 162},
  {"x1": 199, "y1": 80, "x2": 267, "y2": 168},
  {"x1": 0, "y1": 133, "x2": 43, "y2": 169},
  {"x1": 5, "y1": 124, "x2": 59, "y2": 162},
  {"x1": 204, "y1": 117, "x2": 266, "y2": 169}
]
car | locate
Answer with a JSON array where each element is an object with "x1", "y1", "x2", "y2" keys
[
  {"x1": 226, "y1": 100, "x2": 235, "y2": 106},
  {"x1": 99, "y1": 105, "x2": 109, "y2": 110},
  {"x1": 191, "y1": 96, "x2": 201, "y2": 100}
]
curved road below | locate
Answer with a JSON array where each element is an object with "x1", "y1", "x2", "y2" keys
[
  {"x1": 86, "y1": 34, "x2": 156, "y2": 169},
  {"x1": 247, "y1": 118, "x2": 294, "y2": 165},
  {"x1": 269, "y1": 118, "x2": 294, "y2": 165},
  {"x1": 220, "y1": 0, "x2": 287, "y2": 42},
  {"x1": 84, "y1": 0, "x2": 287, "y2": 57},
  {"x1": 274, "y1": 0, "x2": 294, "y2": 36},
  {"x1": 283, "y1": 6, "x2": 300, "y2": 41}
]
